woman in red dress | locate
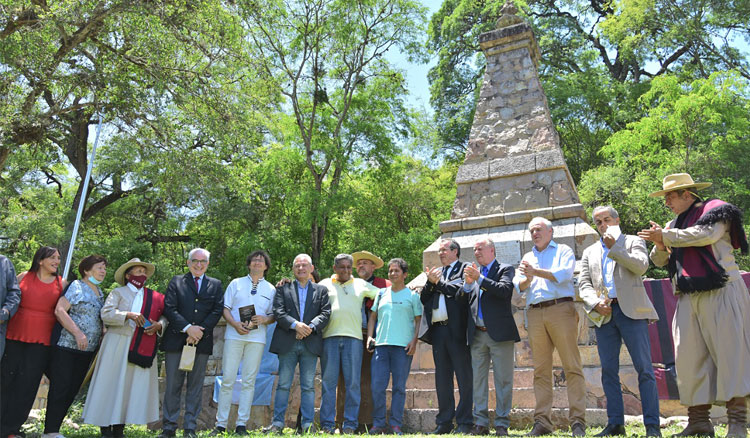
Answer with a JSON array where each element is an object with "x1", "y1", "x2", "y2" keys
[{"x1": 0, "y1": 246, "x2": 67, "y2": 438}]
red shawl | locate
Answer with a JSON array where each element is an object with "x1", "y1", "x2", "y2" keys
[{"x1": 128, "y1": 288, "x2": 165, "y2": 368}]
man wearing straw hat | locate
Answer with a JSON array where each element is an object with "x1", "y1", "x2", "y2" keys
[{"x1": 639, "y1": 173, "x2": 750, "y2": 438}]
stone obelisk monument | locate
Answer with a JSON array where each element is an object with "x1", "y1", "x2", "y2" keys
[{"x1": 423, "y1": 1, "x2": 598, "y2": 267}]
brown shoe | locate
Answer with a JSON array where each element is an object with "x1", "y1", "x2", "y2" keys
[
  {"x1": 495, "y1": 426, "x2": 509, "y2": 436},
  {"x1": 527, "y1": 423, "x2": 553, "y2": 437},
  {"x1": 671, "y1": 405, "x2": 715, "y2": 438},
  {"x1": 470, "y1": 426, "x2": 489, "y2": 436},
  {"x1": 726, "y1": 397, "x2": 747, "y2": 438},
  {"x1": 571, "y1": 423, "x2": 586, "y2": 437}
]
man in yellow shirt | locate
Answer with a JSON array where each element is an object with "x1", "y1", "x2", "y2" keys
[{"x1": 318, "y1": 254, "x2": 380, "y2": 434}]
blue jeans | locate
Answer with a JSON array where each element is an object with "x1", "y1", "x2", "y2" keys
[
  {"x1": 595, "y1": 303, "x2": 660, "y2": 426},
  {"x1": 320, "y1": 336, "x2": 363, "y2": 430},
  {"x1": 272, "y1": 341, "x2": 318, "y2": 429},
  {"x1": 371, "y1": 345, "x2": 413, "y2": 428}
]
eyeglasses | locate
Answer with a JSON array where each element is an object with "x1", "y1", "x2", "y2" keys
[{"x1": 191, "y1": 259, "x2": 208, "y2": 265}]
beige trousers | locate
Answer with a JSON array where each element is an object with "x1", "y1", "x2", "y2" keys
[
  {"x1": 527, "y1": 300, "x2": 586, "y2": 429},
  {"x1": 673, "y1": 278, "x2": 750, "y2": 406}
]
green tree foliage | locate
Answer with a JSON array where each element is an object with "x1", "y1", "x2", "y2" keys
[
  {"x1": 426, "y1": 0, "x2": 750, "y2": 179},
  {"x1": 0, "y1": 0, "x2": 276, "y2": 269},
  {"x1": 237, "y1": 0, "x2": 428, "y2": 265},
  {"x1": 578, "y1": 71, "x2": 750, "y2": 271}
]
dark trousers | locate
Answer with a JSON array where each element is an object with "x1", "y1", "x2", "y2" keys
[
  {"x1": 44, "y1": 347, "x2": 95, "y2": 433},
  {"x1": 595, "y1": 303, "x2": 660, "y2": 426},
  {"x1": 431, "y1": 324, "x2": 473, "y2": 427},
  {"x1": 0, "y1": 340, "x2": 51, "y2": 436},
  {"x1": 162, "y1": 351, "x2": 210, "y2": 432}
]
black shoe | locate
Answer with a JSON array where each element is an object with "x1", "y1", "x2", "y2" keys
[
  {"x1": 235, "y1": 425, "x2": 249, "y2": 435},
  {"x1": 183, "y1": 430, "x2": 197, "y2": 438},
  {"x1": 595, "y1": 424, "x2": 626, "y2": 437},
  {"x1": 527, "y1": 423, "x2": 553, "y2": 437},
  {"x1": 495, "y1": 426, "x2": 509, "y2": 437},
  {"x1": 158, "y1": 431, "x2": 176, "y2": 438},
  {"x1": 432, "y1": 424, "x2": 454, "y2": 434},
  {"x1": 112, "y1": 425, "x2": 125, "y2": 438},
  {"x1": 101, "y1": 426, "x2": 114, "y2": 438},
  {"x1": 571, "y1": 423, "x2": 586, "y2": 437},
  {"x1": 341, "y1": 428, "x2": 356, "y2": 435},
  {"x1": 645, "y1": 425, "x2": 662, "y2": 437},
  {"x1": 208, "y1": 426, "x2": 226, "y2": 436},
  {"x1": 321, "y1": 426, "x2": 337, "y2": 434},
  {"x1": 263, "y1": 425, "x2": 284, "y2": 435},
  {"x1": 456, "y1": 425, "x2": 473, "y2": 434},
  {"x1": 470, "y1": 425, "x2": 490, "y2": 436}
]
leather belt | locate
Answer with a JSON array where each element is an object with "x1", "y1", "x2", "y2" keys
[
  {"x1": 529, "y1": 296, "x2": 573, "y2": 309},
  {"x1": 432, "y1": 320, "x2": 448, "y2": 326},
  {"x1": 476, "y1": 326, "x2": 488, "y2": 332}
]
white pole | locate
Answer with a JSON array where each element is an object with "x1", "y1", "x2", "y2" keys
[{"x1": 63, "y1": 112, "x2": 104, "y2": 279}]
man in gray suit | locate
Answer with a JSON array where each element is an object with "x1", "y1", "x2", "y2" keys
[
  {"x1": 578, "y1": 206, "x2": 661, "y2": 437},
  {"x1": 265, "y1": 254, "x2": 331, "y2": 433},
  {"x1": 0, "y1": 255, "x2": 21, "y2": 358}
]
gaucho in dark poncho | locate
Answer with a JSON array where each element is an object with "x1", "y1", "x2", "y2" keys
[{"x1": 639, "y1": 173, "x2": 750, "y2": 438}]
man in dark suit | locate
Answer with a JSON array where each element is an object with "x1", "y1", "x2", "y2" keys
[
  {"x1": 421, "y1": 239, "x2": 473, "y2": 434},
  {"x1": 265, "y1": 254, "x2": 331, "y2": 434},
  {"x1": 462, "y1": 238, "x2": 520, "y2": 436},
  {"x1": 160, "y1": 248, "x2": 224, "y2": 438}
]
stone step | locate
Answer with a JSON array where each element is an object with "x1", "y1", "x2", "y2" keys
[
  {"x1": 401, "y1": 408, "x2": 609, "y2": 431},
  {"x1": 406, "y1": 368, "x2": 535, "y2": 390},
  {"x1": 391, "y1": 387, "x2": 609, "y2": 411},
  {"x1": 410, "y1": 341, "x2": 632, "y2": 371}
]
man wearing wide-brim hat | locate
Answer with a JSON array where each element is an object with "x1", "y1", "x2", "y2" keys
[{"x1": 638, "y1": 173, "x2": 750, "y2": 438}]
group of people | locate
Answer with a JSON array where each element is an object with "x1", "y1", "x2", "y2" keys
[
  {"x1": 0, "y1": 248, "x2": 225, "y2": 438},
  {"x1": 0, "y1": 172, "x2": 748, "y2": 438}
]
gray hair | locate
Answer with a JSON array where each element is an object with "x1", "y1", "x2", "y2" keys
[
  {"x1": 333, "y1": 253, "x2": 353, "y2": 267},
  {"x1": 592, "y1": 206, "x2": 619, "y2": 222},
  {"x1": 528, "y1": 217, "x2": 552, "y2": 230},
  {"x1": 293, "y1": 253, "x2": 313, "y2": 266},
  {"x1": 188, "y1": 248, "x2": 210, "y2": 261},
  {"x1": 476, "y1": 238, "x2": 496, "y2": 254},
  {"x1": 441, "y1": 238, "x2": 461, "y2": 257}
]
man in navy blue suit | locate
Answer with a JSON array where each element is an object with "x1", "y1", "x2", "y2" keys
[{"x1": 463, "y1": 239, "x2": 520, "y2": 436}]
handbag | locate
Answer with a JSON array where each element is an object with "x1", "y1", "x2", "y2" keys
[{"x1": 178, "y1": 344, "x2": 196, "y2": 372}]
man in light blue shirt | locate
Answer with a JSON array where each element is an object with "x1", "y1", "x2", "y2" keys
[{"x1": 513, "y1": 217, "x2": 586, "y2": 437}]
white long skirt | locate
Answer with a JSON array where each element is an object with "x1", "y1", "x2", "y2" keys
[{"x1": 82, "y1": 330, "x2": 160, "y2": 425}]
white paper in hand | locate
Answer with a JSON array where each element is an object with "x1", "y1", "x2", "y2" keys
[{"x1": 607, "y1": 224, "x2": 622, "y2": 241}]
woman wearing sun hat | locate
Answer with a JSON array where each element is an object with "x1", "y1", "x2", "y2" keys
[
  {"x1": 82, "y1": 258, "x2": 167, "y2": 438},
  {"x1": 639, "y1": 173, "x2": 750, "y2": 438}
]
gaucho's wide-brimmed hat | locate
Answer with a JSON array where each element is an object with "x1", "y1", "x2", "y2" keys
[
  {"x1": 352, "y1": 251, "x2": 384, "y2": 269},
  {"x1": 114, "y1": 258, "x2": 156, "y2": 286},
  {"x1": 649, "y1": 173, "x2": 712, "y2": 197}
]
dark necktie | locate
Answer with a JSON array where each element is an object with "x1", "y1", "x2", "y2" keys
[{"x1": 194, "y1": 277, "x2": 200, "y2": 294}]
